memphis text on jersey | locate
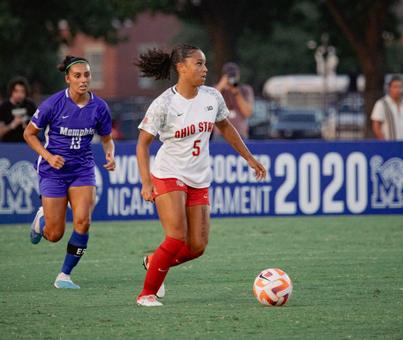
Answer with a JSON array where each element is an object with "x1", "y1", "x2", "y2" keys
[{"x1": 60, "y1": 127, "x2": 95, "y2": 137}]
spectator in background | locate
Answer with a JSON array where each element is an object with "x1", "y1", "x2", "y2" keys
[
  {"x1": 371, "y1": 75, "x2": 403, "y2": 140},
  {"x1": 214, "y1": 62, "x2": 254, "y2": 139},
  {"x1": 0, "y1": 76, "x2": 37, "y2": 142}
]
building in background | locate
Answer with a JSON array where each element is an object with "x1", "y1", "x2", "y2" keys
[{"x1": 62, "y1": 12, "x2": 181, "y2": 99}]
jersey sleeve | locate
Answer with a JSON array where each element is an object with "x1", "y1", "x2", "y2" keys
[
  {"x1": 214, "y1": 89, "x2": 230, "y2": 122},
  {"x1": 138, "y1": 99, "x2": 165, "y2": 136},
  {"x1": 30, "y1": 102, "x2": 52, "y2": 129},
  {"x1": 96, "y1": 102, "x2": 112, "y2": 136},
  {"x1": 371, "y1": 99, "x2": 385, "y2": 122}
]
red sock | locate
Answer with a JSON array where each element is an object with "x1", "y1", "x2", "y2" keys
[
  {"x1": 138, "y1": 236, "x2": 184, "y2": 297},
  {"x1": 170, "y1": 243, "x2": 202, "y2": 267}
]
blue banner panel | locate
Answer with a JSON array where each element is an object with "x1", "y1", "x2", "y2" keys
[{"x1": 0, "y1": 140, "x2": 402, "y2": 224}]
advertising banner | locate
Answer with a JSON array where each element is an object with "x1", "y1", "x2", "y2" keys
[{"x1": 1, "y1": 140, "x2": 402, "y2": 224}]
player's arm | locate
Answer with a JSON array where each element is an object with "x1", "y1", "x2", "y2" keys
[
  {"x1": 372, "y1": 120, "x2": 384, "y2": 140},
  {"x1": 215, "y1": 118, "x2": 266, "y2": 180},
  {"x1": 100, "y1": 134, "x2": 116, "y2": 171},
  {"x1": 136, "y1": 129, "x2": 155, "y2": 202},
  {"x1": 23, "y1": 122, "x2": 65, "y2": 169}
]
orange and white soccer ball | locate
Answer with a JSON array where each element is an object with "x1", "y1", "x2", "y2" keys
[{"x1": 253, "y1": 268, "x2": 292, "y2": 306}]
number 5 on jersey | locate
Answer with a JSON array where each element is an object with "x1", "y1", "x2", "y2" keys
[{"x1": 192, "y1": 139, "x2": 201, "y2": 156}]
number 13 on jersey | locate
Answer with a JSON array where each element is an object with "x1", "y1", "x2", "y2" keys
[{"x1": 70, "y1": 136, "x2": 82, "y2": 149}]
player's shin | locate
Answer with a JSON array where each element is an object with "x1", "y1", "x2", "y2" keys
[
  {"x1": 170, "y1": 243, "x2": 203, "y2": 267},
  {"x1": 139, "y1": 236, "x2": 184, "y2": 297},
  {"x1": 61, "y1": 230, "x2": 89, "y2": 275}
]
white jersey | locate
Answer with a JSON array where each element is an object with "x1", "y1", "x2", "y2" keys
[
  {"x1": 138, "y1": 85, "x2": 230, "y2": 187},
  {"x1": 371, "y1": 95, "x2": 403, "y2": 140}
]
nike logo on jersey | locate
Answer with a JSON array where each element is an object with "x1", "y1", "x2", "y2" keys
[
  {"x1": 176, "y1": 112, "x2": 184, "y2": 116},
  {"x1": 62, "y1": 116, "x2": 69, "y2": 119}
]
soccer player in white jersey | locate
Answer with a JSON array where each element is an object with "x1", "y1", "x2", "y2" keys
[
  {"x1": 24, "y1": 56, "x2": 116, "y2": 289},
  {"x1": 134, "y1": 44, "x2": 266, "y2": 307}
]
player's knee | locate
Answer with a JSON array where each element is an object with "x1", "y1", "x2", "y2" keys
[
  {"x1": 74, "y1": 218, "x2": 91, "y2": 233},
  {"x1": 45, "y1": 229, "x2": 64, "y2": 242},
  {"x1": 190, "y1": 240, "x2": 208, "y2": 257}
]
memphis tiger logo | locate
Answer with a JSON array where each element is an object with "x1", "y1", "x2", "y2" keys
[
  {"x1": 0, "y1": 159, "x2": 39, "y2": 214},
  {"x1": 0, "y1": 159, "x2": 103, "y2": 215},
  {"x1": 370, "y1": 156, "x2": 403, "y2": 209}
]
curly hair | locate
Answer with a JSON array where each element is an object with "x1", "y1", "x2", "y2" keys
[{"x1": 134, "y1": 44, "x2": 200, "y2": 80}]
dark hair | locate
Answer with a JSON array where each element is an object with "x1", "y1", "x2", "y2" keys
[
  {"x1": 57, "y1": 55, "x2": 89, "y2": 73},
  {"x1": 7, "y1": 76, "x2": 30, "y2": 97},
  {"x1": 388, "y1": 74, "x2": 402, "y2": 87},
  {"x1": 134, "y1": 44, "x2": 200, "y2": 80}
]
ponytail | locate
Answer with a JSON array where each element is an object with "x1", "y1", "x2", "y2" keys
[
  {"x1": 134, "y1": 49, "x2": 172, "y2": 80},
  {"x1": 134, "y1": 44, "x2": 200, "y2": 81}
]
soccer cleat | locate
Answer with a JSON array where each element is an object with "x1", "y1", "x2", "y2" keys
[
  {"x1": 143, "y1": 255, "x2": 166, "y2": 298},
  {"x1": 54, "y1": 272, "x2": 80, "y2": 289},
  {"x1": 30, "y1": 206, "x2": 44, "y2": 244},
  {"x1": 137, "y1": 294, "x2": 163, "y2": 307}
]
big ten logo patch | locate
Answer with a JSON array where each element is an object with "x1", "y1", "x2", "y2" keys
[
  {"x1": 370, "y1": 156, "x2": 403, "y2": 209},
  {"x1": 0, "y1": 159, "x2": 39, "y2": 214}
]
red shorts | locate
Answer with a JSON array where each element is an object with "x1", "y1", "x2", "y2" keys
[{"x1": 151, "y1": 176, "x2": 209, "y2": 207}]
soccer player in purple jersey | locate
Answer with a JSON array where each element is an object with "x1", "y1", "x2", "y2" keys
[{"x1": 23, "y1": 56, "x2": 116, "y2": 289}]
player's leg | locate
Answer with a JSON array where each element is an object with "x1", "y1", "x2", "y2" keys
[
  {"x1": 171, "y1": 204, "x2": 210, "y2": 266},
  {"x1": 171, "y1": 187, "x2": 210, "y2": 266},
  {"x1": 54, "y1": 185, "x2": 95, "y2": 289},
  {"x1": 137, "y1": 190, "x2": 187, "y2": 306},
  {"x1": 30, "y1": 176, "x2": 68, "y2": 244},
  {"x1": 42, "y1": 196, "x2": 69, "y2": 241}
]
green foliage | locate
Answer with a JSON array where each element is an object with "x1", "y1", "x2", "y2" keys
[
  {"x1": 1, "y1": 216, "x2": 402, "y2": 338},
  {"x1": 0, "y1": 0, "x2": 137, "y2": 97}
]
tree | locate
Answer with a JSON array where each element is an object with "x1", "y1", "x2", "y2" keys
[
  {"x1": 0, "y1": 0, "x2": 135, "y2": 97},
  {"x1": 323, "y1": 0, "x2": 401, "y2": 137},
  {"x1": 134, "y1": 0, "x2": 299, "y2": 75}
]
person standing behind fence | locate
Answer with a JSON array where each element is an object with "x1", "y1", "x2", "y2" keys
[
  {"x1": 0, "y1": 76, "x2": 37, "y2": 142},
  {"x1": 23, "y1": 55, "x2": 116, "y2": 289},
  {"x1": 371, "y1": 75, "x2": 403, "y2": 140},
  {"x1": 213, "y1": 62, "x2": 254, "y2": 140}
]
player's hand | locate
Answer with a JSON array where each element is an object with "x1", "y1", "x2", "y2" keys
[
  {"x1": 248, "y1": 158, "x2": 266, "y2": 181},
  {"x1": 141, "y1": 182, "x2": 154, "y2": 203},
  {"x1": 47, "y1": 154, "x2": 65, "y2": 170},
  {"x1": 104, "y1": 152, "x2": 116, "y2": 171}
]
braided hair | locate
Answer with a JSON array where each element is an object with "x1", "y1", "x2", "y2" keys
[
  {"x1": 58, "y1": 55, "x2": 89, "y2": 74},
  {"x1": 134, "y1": 44, "x2": 200, "y2": 80}
]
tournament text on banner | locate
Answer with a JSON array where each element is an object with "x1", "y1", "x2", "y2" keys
[{"x1": 0, "y1": 140, "x2": 402, "y2": 224}]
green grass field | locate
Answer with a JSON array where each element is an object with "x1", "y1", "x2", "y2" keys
[{"x1": 1, "y1": 216, "x2": 402, "y2": 339}]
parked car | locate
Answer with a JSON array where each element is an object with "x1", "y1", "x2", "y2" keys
[
  {"x1": 323, "y1": 94, "x2": 365, "y2": 140},
  {"x1": 270, "y1": 108, "x2": 325, "y2": 139},
  {"x1": 248, "y1": 99, "x2": 279, "y2": 139}
]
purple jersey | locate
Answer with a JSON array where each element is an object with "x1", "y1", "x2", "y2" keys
[{"x1": 31, "y1": 89, "x2": 112, "y2": 178}]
